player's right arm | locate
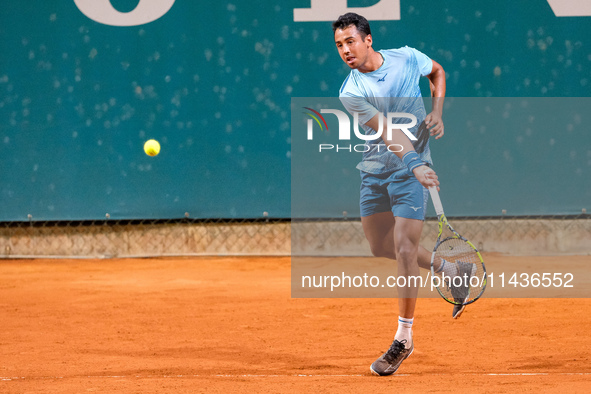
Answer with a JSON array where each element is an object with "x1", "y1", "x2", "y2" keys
[
  {"x1": 365, "y1": 113, "x2": 439, "y2": 189},
  {"x1": 425, "y1": 59, "x2": 445, "y2": 139}
]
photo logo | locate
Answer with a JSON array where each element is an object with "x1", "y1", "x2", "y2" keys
[
  {"x1": 304, "y1": 107, "x2": 417, "y2": 153},
  {"x1": 303, "y1": 107, "x2": 329, "y2": 136}
]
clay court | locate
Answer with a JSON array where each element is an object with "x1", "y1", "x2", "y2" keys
[{"x1": 2, "y1": 254, "x2": 590, "y2": 393}]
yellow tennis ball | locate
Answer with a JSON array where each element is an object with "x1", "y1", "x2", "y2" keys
[{"x1": 144, "y1": 139, "x2": 160, "y2": 156}]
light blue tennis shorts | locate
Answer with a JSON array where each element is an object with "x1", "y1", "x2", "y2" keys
[{"x1": 359, "y1": 168, "x2": 429, "y2": 220}]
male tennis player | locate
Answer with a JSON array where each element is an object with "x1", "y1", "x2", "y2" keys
[{"x1": 332, "y1": 13, "x2": 467, "y2": 376}]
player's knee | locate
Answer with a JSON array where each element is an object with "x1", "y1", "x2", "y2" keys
[{"x1": 395, "y1": 243, "x2": 418, "y2": 263}]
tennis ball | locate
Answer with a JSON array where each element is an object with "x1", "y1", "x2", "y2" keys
[{"x1": 144, "y1": 139, "x2": 160, "y2": 156}]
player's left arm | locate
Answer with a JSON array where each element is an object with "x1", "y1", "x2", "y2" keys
[{"x1": 425, "y1": 60, "x2": 446, "y2": 139}]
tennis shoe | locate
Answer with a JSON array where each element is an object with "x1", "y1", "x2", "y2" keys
[
  {"x1": 370, "y1": 338, "x2": 414, "y2": 376},
  {"x1": 451, "y1": 261, "x2": 476, "y2": 319}
]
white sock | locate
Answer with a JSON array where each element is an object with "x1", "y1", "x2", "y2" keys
[
  {"x1": 435, "y1": 258, "x2": 458, "y2": 277},
  {"x1": 394, "y1": 316, "x2": 413, "y2": 348}
]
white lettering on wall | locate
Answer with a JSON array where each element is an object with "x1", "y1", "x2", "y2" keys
[
  {"x1": 73, "y1": 0, "x2": 176, "y2": 26},
  {"x1": 547, "y1": 0, "x2": 591, "y2": 17},
  {"x1": 294, "y1": 0, "x2": 400, "y2": 22},
  {"x1": 74, "y1": 0, "x2": 590, "y2": 27}
]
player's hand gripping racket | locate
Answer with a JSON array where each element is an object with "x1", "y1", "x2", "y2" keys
[{"x1": 428, "y1": 186, "x2": 487, "y2": 306}]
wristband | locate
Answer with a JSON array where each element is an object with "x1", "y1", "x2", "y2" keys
[{"x1": 402, "y1": 151, "x2": 426, "y2": 174}]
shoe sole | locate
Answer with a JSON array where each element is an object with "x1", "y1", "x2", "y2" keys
[
  {"x1": 452, "y1": 304, "x2": 466, "y2": 319},
  {"x1": 369, "y1": 346, "x2": 414, "y2": 376},
  {"x1": 453, "y1": 294, "x2": 469, "y2": 319}
]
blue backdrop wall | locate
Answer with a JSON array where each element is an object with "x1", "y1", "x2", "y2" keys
[{"x1": 1, "y1": 1, "x2": 589, "y2": 220}]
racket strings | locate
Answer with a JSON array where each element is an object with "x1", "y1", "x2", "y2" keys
[{"x1": 433, "y1": 237, "x2": 486, "y2": 304}]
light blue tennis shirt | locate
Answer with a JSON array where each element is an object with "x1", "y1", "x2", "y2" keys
[{"x1": 339, "y1": 46, "x2": 433, "y2": 174}]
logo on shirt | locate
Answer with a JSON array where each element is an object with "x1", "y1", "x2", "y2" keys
[
  {"x1": 377, "y1": 73, "x2": 388, "y2": 82},
  {"x1": 410, "y1": 206, "x2": 422, "y2": 211}
]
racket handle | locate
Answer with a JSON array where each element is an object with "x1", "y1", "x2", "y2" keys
[{"x1": 428, "y1": 186, "x2": 445, "y2": 216}]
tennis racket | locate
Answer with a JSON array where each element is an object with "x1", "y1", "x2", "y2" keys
[{"x1": 428, "y1": 186, "x2": 487, "y2": 306}]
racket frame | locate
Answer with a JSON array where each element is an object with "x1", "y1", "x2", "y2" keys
[{"x1": 428, "y1": 187, "x2": 487, "y2": 306}]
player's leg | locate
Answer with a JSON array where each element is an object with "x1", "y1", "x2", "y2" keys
[
  {"x1": 393, "y1": 216, "x2": 423, "y2": 319},
  {"x1": 369, "y1": 171, "x2": 424, "y2": 376},
  {"x1": 361, "y1": 211, "x2": 435, "y2": 270},
  {"x1": 370, "y1": 216, "x2": 421, "y2": 376},
  {"x1": 361, "y1": 171, "x2": 466, "y2": 320},
  {"x1": 361, "y1": 211, "x2": 395, "y2": 259}
]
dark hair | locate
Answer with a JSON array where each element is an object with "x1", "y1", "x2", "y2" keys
[{"x1": 332, "y1": 13, "x2": 371, "y2": 39}]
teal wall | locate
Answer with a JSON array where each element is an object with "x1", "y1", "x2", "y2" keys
[{"x1": 1, "y1": 1, "x2": 589, "y2": 220}]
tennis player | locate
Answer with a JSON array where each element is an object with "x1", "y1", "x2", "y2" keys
[{"x1": 332, "y1": 13, "x2": 461, "y2": 376}]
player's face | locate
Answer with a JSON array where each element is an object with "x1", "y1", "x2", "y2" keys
[{"x1": 334, "y1": 25, "x2": 372, "y2": 70}]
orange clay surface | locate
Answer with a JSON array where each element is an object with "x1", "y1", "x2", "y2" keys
[{"x1": 1, "y1": 256, "x2": 590, "y2": 393}]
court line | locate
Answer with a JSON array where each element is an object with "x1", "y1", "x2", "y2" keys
[{"x1": 3, "y1": 372, "x2": 591, "y2": 381}]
